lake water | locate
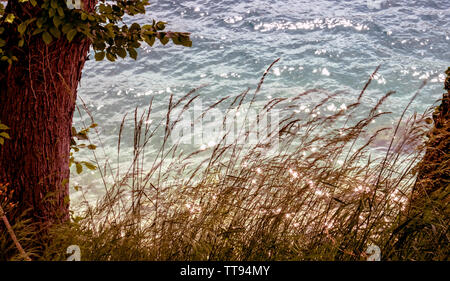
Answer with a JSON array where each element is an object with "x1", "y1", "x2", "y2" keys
[{"x1": 71, "y1": 0, "x2": 449, "y2": 201}]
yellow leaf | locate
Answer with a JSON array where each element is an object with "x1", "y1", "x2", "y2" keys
[
  {"x1": 61, "y1": 178, "x2": 69, "y2": 187},
  {"x1": 42, "y1": 31, "x2": 53, "y2": 44},
  {"x1": 5, "y1": 14, "x2": 15, "y2": 24},
  {"x1": 67, "y1": 29, "x2": 77, "y2": 42},
  {"x1": 0, "y1": 132, "x2": 10, "y2": 139},
  {"x1": 0, "y1": 123, "x2": 9, "y2": 130},
  {"x1": 76, "y1": 162, "x2": 83, "y2": 174},
  {"x1": 87, "y1": 144, "x2": 97, "y2": 150},
  {"x1": 83, "y1": 161, "x2": 97, "y2": 170}
]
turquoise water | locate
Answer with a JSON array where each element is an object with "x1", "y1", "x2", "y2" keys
[{"x1": 71, "y1": 0, "x2": 449, "y2": 198}]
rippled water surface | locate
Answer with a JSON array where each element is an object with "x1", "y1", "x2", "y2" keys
[{"x1": 72, "y1": 0, "x2": 449, "y2": 197}]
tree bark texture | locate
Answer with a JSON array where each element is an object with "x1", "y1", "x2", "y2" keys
[
  {"x1": 413, "y1": 68, "x2": 449, "y2": 202},
  {"x1": 0, "y1": 0, "x2": 96, "y2": 230},
  {"x1": 387, "y1": 68, "x2": 450, "y2": 259}
]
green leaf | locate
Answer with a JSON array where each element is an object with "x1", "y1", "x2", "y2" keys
[
  {"x1": 18, "y1": 22, "x2": 27, "y2": 34},
  {"x1": 36, "y1": 17, "x2": 45, "y2": 28},
  {"x1": 172, "y1": 36, "x2": 181, "y2": 45},
  {"x1": 182, "y1": 39, "x2": 192, "y2": 47},
  {"x1": 72, "y1": 215, "x2": 84, "y2": 223},
  {"x1": 5, "y1": 14, "x2": 15, "y2": 24},
  {"x1": 106, "y1": 52, "x2": 116, "y2": 62},
  {"x1": 0, "y1": 124, "x2": 9, "y2": 130},
  {"x1": 82, "y1": 161, "x2": 97, "y2": 170},
  {"x1": 57, "y1": 6, "x2": 64, "y2": 17},
  {"x1": 175, "y1": 33, "x2": 192, "y2": 47},
  {"x1": 128, "y1": 48, "x2": 138, "y2": 59},
  {"x1": 53, "y1": 16, "x2": 62, "y2": 28},
  {"x1": 75, "y1": 133, "x2": 88, "y2": 140},
  {"x1": 66, "y1": 29, "x2": 77, "y2": 42},
  {"x1": 30, "y1": 0, "x2": 37, "y2": 6},
  {"x1": 93, "y1": 41, "x2": 106, "y2": 50},
  {"x1": 144, "y1": 35, "x2": 155, "y2": 47},
  {"x1": 49, "y1": 26, "x2": 61, "y2": 38},
  {"x1": 76, "y1": 162, "x2": 83, "y2": 174},
  {"x1": 130, "y1": 41, "x2": 141, "y2": 48},
  {"x1": 94, "y1": 51, "x2": 105, "y2": 61},
  {"x1": 48, "y1": 8, "x2": 55, "y2": 18},
  {"x1": 160, "y1": 36, "x2": 169, "y2": 45},
  {"x1": 0, "y1": 138, "x2": 4, "y2": 145},
  {"x1": 42, "y1": 31, "x2": 53, "y2": 44},
  {"x1": 155, "y1": 21, "x2": 166, "y2": 31},
  {"x1": 87, "y1": 144, "x2": 97, "y2": 150},
  {"x1": 130, "y1": 23, "x2": 141, "y2": 32},
  {"x1": 116, "y1": 47, "x2": 127, "y2": 58},
  {"x1": 61, "y1": 178, "x2": 69, "y2": 187},
  {"x1": 32, "y1": 28, "x2": 45, "y2": 36},
  {"x1": 62, "y1": 23, "x2": 72, "y2": 34},
  {"x1": 0, "y1": 132, "x2": 10, "y2": 139}
]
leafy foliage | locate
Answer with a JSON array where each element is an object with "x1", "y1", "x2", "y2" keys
[
  {"x1": 70, "y1": 123, "x2": 98, "y2": 177},
  {"x1": 0, "y1": 0, "x2": 192, "y2": 64},
  {"x1": 0, "y1": 121, "x2": 10, "y2": 146}
]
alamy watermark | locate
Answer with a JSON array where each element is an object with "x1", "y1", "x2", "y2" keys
[
  {"x1": 65, "y1": 244, "x2": 380, "y2": 261},
  {"x1": 67, "y1": 245, "x2": 81, "y2": 261},
  {"x1": 366, "y1": 0, "x2": 389, "y2": 10},
  {"x1": 366, "y1": 244, "x2": 381, "y2": 261},
  {"x1": 168, "y1": 99, "x2": 281, "y2": 150},
  {"x1": 66, "y1": 0, "x2": 81, "y2": 9}
]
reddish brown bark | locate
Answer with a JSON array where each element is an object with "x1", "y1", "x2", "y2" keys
[
  {"x1": 412, "y1": 68, "x2": 450, "y2": 202},
  {"x1": 387, "y1": 68, "x2": 450, "y2": 259},
  {"x1": 0, "y1": 0, "x2": 96, "y2": 231}
]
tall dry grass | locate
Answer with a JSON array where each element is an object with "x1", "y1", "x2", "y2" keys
[{"x1": 1, "y1": 61, "x2": 449, "y2": 261}]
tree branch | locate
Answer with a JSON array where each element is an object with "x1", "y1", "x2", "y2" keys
[{"x1": 0, "y1": 205, "x2": 32, "y2": 261}]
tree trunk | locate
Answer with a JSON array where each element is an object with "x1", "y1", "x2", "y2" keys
[
  {"x1": 386, "y1": 68, "x2": 449, "y2": 259},
  {"x1": 412, "y1": 68, "x2": 449, "y2": 202},
  {"x1": 0, "y1": 0, "x2": 95, "y2": 231}
]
